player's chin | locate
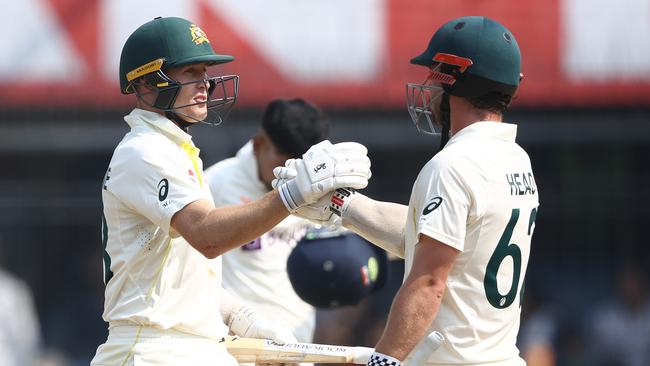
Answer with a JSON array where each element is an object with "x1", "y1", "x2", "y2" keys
[{"x1": 181, "y1": 105, "x2": 208, "y2": 122}]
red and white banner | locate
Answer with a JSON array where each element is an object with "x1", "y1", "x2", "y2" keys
[{"x1": 2, "y1": 0, "x2": 650, "y2": 108}]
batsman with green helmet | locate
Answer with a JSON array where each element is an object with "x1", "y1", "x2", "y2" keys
[
  {"x1": 92, "y1": 16, "x2": 372, "y2": 366},
  {"x1": 277, "y1": 16, "x2": 539, "y2": 365}
]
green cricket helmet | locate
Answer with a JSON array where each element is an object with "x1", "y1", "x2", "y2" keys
[
  {"x1": 119, "y1": 17, "x2": 239, "y2": 125},
  {"x1": 407, "y1": 16, "x2": 521, "y2": 137}
]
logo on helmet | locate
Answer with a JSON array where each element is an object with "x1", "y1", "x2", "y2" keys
[{"x1": 190, "y1": 24, "x2": 210, "y2": 45}]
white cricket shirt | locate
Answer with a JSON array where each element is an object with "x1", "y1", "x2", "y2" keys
[
  {"x1": 100, "y1": 108, "x2": 228, "y2": 338},
  {"x1": 404, "y1": 122, "x2": 538, "y2": 365},
  {"x1": 204, "y1": 142, "x2": 316, "y2": 342}
]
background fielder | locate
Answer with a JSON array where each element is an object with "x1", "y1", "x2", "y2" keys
[{"x1": 205, "y1": 98, "x2": 329, "y2": 343}]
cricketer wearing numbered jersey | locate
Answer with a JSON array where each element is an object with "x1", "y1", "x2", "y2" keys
[
  {"x1": 401, "y1": 122, "x2": 538, "y2": 364},
  {"x1": 283, "y1": 16, "x2": 539, "y2": 366},
  {"x1": 205, "y1": 98, "x2": 329, "y2": 344}
]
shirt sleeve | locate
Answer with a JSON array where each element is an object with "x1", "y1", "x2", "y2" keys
[
  {"x1": 106, "y1": 143, "x2": 210, "y2": 235},
  {"x1": 414, "y1": 158, "x2": 477, "y2": 252}
]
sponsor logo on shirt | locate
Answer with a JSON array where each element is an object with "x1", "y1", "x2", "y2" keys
[
  {"x1": 188, "y1": 169, "x2": 197, "y2": 184},
  {"x1": 158, "y1": 178, "x2": 169, "y2": 201},
  {"x1": 242, "y1": 237, "x2": 262, "y2": 251},
  {"x1": 422, "y1": 196, "x2": 443, "y2": 215}
]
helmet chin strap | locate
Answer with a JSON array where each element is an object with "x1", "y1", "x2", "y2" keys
[
  {"x1": 165, "y1": 111, "x2": 194, "y2": 132},
  {"x1": 437, "y1": 93, "x2": 451, "y2": 152}
]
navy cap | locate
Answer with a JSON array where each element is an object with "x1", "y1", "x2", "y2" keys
[{"x1": 288, "y1": 229, "x2": 389, "y2": 308}]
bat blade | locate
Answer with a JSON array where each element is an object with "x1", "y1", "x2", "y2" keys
[{"x1": 219, "y1": 336, "x2": 374, "y2": 364}]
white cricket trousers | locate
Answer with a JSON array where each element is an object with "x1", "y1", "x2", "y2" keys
[{"x1": 90, "y1": 324, "x2": 238, "y2": 366}]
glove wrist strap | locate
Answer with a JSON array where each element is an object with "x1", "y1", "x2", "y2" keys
[
  {"x1": 330, "y1": 188, "x2": 357, "y2": 217},
  {"x1": 367, "y1": 351, "x2": 402, "y2": 366},
  {"x1": 279, "y1": 180, "x2": 305, "y2": 212}
]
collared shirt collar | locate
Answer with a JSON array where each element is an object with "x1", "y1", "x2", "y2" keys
[
  {"x1": 446, "y1": 121, "x2": 517, "y2": 146},
  {"x1": 124, "y1": 108, "x2": 204, "y2": 187},
  {"x1": 124, "y1": 108, "x2": 194, "y2": 145}
]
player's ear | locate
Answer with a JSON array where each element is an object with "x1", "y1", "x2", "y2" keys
[
  {"x1": 133, "y1": 78, "x2": 155, "y2": 94},
  {"x1": 252, "y1": 131, "x2": 265, "y2": 157}
]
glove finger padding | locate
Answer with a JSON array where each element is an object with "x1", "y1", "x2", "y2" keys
[
  {"x1": 315, "y1": 176, "x2": 369, "y2": 193},
  {"x1": 277, "y1": 141, "x2": 371, "y2": 211},
  {"x1": 273, "y1": 159, "x2": 298, "y2": 179},
  {"x1": 272, "y1": 169, "x2": 297, "y2": 190},
  {"x1": 332, "y1": 158, "x2": 372, "y2": 178},
  {"x1": 272, "y1": 159, "x2": 298, "y2": 190},
  {"x1": 229, "y1": 306, "x2": 297, "y2": 344},
  {"x1": 301, "y1": 145, "x2": 371, "y2": 187},
  {"x1": 273, "y1": 167, "x2": 297, "y2": 181},
  {"x1": 327, "y1": 141, "x2": 368, "y2": 155}
]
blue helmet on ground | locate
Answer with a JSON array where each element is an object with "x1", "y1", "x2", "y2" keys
[{"x1": 288, "y1": 229, "x2": 389, "y2": 308}]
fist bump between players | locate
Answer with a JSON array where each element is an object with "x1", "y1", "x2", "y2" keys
[{"x1": 273, "y1": 140, "x2": 371, "y2": 212}]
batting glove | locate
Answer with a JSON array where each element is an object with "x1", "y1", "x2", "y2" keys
[
  {"x1": 273, "y1": 160, "x2": 341, "y2": 227},
  {"x1": 274, "y1": 140, "x2": 371, "y2": 212},
  {"x1": 228, "y1": 306, "x2": 297, "y2": 345}
]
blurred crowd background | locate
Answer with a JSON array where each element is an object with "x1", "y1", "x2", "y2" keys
[{"x1": 1, "y1": 1, "x2": 649, "y2": 365}]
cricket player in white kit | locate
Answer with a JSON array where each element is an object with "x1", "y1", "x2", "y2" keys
[
  {"x1": 275, "y1": 16, "x2": 539, "y2": 366},
  {"x1": 92, "y1": 16, "x2": 372, "y2": 366},
  {"x1": 205, "y1": 99, "x2": 330, "y2": 343}
]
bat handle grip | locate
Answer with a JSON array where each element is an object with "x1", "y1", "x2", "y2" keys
[
  {"x1": 407, "y1": 331, "x2": 445, "y2": 364},
  {"x1": 352, "y1": 346, "x2": 375, "y2": 364}
]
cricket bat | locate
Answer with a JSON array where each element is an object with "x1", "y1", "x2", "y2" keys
[
  {"x1": 219, "y1": 336, "x2": 374, "y2": 364},
  {"x1": 220, "y1": 331, "x2": 445, "y2": 364}
]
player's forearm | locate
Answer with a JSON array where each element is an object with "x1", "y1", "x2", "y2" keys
[
  {"x1": 374, "y1": 274, "x2": 445, "y2": 360},
  {"x1": 173, "y1": 191, "x2": 289, "y2": 258},
  {"x1": 341, "y1": 194, "x2": 407, "y2": 258},
  {"x1": 205, "y1": 191, "x2": 289, "y2": 251}
]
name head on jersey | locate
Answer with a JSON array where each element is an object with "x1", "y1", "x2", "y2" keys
[{"x1": 287, "y1": 228, "x2": 389, "y2": 308}]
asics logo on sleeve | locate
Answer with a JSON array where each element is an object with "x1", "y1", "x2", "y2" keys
[
  {"x1": 314, "y1": 163, "x2": 327, "y2": 173},
  {"x1": 158, "y1": 178, "x2": 169, "y2": 201},
  {"x1": 422, "y1": 197, "x2": 443, "y2": 215}
]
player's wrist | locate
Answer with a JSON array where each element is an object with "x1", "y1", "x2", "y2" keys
[
  {"x1": 330, "y1": 187, "x2": 358, "y2": 217},
  {"x1": 366, "y1": 351, "x2": 402, "y2": 366}
]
